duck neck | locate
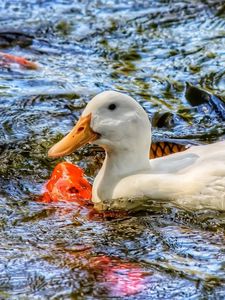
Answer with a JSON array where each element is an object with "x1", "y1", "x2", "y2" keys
[
  {"x1": 104, "y1": 146, "x2": 151, "y2": 176},
  {"x1": 92, "y1": 143, "x2": 151, "y2": 205}
]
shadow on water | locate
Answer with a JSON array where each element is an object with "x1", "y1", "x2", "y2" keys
[{"x1": 1, "y1": 0, "x2": 225, "y2": 298}]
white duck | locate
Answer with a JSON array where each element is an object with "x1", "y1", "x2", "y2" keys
[{"x1": 48, "y1": 91, "x2": 225, "y2": 211}]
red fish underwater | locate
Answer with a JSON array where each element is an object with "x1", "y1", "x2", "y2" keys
[
  {"x1": 39, "y1": 162, "x2": 92, "y2": 206},
  {"x1": 89, "y1": 255, "x2": 148, "y2": 297},
  {"x1": 0, "y1": 51, "x2": 38, "y2": 69}
]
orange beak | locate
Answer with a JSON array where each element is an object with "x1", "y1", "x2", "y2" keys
[{"x1": 48, "y1": 114, "x2": 99, "y2": 158}]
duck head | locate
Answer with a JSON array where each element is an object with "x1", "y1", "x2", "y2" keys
[{"x1": 48, "y1": 91, "x2": 151, "y2": 157}]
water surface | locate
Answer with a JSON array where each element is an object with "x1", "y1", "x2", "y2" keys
[{"x1": 1, "y1": 0, "x2": 225, "y2": 299}]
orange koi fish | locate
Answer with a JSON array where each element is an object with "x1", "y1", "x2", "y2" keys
[
  {"x1": 0, "y1": 51, "x2": 38, "y2": 69},
  {"x1": 39, "y1": 162, "x2": 92, "y2": 206},
  {"x1": 89, "y1": 256, "x2": 147, "y2": 297}
]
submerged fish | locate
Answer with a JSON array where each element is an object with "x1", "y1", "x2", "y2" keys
[
  {"x1": 150, "y1": 141, "x2": 187, "y2": 158},
  {"x1": 62, "y1": 247, "x2": 149, "y2": 297},
  {"x1": 39, "y1": 162, "x2": 92, "y2": 205},
  {"x1": 89, "y1": 256, "x2": 148, "y2": 297},
  {"x1": 0, "y1": 51, "x2": 38, "y2": 69}
]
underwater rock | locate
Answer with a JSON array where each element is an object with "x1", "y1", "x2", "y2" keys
[
  {"x1": 0, "y1": 30, "x2": 33, "y2": 48},
  {"x1": 185, "y1": 83, "x2": 225, "y2": 120}
]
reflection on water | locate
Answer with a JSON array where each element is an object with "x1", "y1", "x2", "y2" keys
[{"x1": 1, "y1": 0, "x2": 225, "y2": 298}]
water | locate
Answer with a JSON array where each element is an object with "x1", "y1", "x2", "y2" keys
[{"x1": 1, "y1": 0, "x2": 225, "y2": 298}]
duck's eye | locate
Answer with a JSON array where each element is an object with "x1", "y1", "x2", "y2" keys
[{"x1": 108, "y1": 103, "x2": 117, "y2": 111}]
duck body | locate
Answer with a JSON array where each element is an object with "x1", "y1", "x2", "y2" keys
[
  {"x1": 93, "y1": 140, "x2": 225, "y2": 211},
  {"x1": 48, "y1": 91, "x2": 225, "y2": 211}
]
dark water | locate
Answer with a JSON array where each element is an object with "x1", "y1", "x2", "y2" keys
[{"x1": 1, "y1": 0, "x2": 225, "y2": 299}]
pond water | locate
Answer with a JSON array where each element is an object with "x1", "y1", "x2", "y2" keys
[{"x1": 1, "y1": 0, "x2": 225, "y2": 299}]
